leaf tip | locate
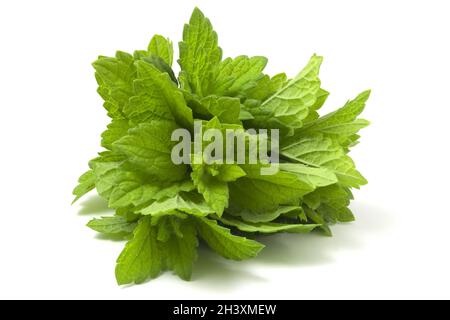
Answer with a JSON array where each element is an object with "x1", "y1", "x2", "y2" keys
[
  {"x1": 71, "y1": 197, "x2": 79, "y2": 205},
  {"x1": 359, "y1": 89, "x2": 372, "y2": 101}
]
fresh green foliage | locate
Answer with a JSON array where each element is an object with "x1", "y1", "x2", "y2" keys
[
  {"x1": 73, "y1": 7, "x2": 370, "y2": 285},
  {"x1": 87, "y1": 216, "x2": 137, "y2": 235}
]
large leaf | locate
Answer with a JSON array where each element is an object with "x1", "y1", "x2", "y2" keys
[
  {"x1": 227, "y1": 205, "x2": 304, "y2": 223},
  {"x1": 281, "y1": 134, "x2": 367, "y2": 188},
  {"x1": 124, "y1": 61, "x2": 193, "y2": 128},
  {"x1": 105, "y1": 168, "x2": 194, "y2": 209},
  {"x1": 101, "y1": 119, "x2": 130, "y2": 150},
  {"x1": 220, "y1": 216, "x2": 320, "y2": 234},
  {"x1": 300, "y1": 90, "x2": 371, "y2": 140},
  {"x1": 113, "y1": 121, "x2": 188, "y2": 182},
  {"x1": 87, "y1": 216, "x2": 137, "y2": 235},
  {"x1": 72, "y1": 170, "x2": 95, "y2": 204},
  {"x1": 243, "y1": 73, "x2": 287, "y2": 101},
  {"x1": 93, "y1": 51, "x2": 136, "y2": 118},
  {"x1": 210, "y1": 55, "x2": 268, "y2": 96},
  {"x1": 148, "y1": 35, "x2": 174, "y2": 66},
  {"x1": 195, "y1": 217, "x2": 264, "y2": 260},
  {"x1": 115, "y1": 217, "x2": 162, "y2": 285},
  {"x1": 178, "y1": 7, "x2": 222, "y2": 96},
  {"x1": 191, "y1": 164, "x2": 229, "y2": 216},
  {"x1": 228, "y1": 164, "x2": 336, "y2": 212},
  {"x1": 199, "y1": 96, "x2": 241, "y2": 124},
  {"x1": 304, "y1": 184, "x2": 355, "y2": 223},
  {"x1": 245, "y1": 55, "x2": 323, "y2": 136},
  {"x1": 159, "y1": 218, "x2": 198, "y2": 280},
  {"x1": 139, "y1": 192, "x2": 215, "y2": 218}
]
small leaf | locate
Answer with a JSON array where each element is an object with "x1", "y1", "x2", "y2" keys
[
  {"x1": 72, "y1": 170, "x2": 96, "y2": 204},
  {"x1": 148, "y1": 35, "x2": 174, "y2": 66},
  {"x1": 115, "y1": 217, "x2": 162, "y2": 285},
  {"x1": 220, "y1": 216, "x2": 320, "y2": 234},
  {"x1": 161, "y1": 218, "x2": 198, "y2": 280},
  {"x1": 178, "y1": 7, "x2": 222, "y2": 96},
  {"x1": 87, "y1": 216, "x2": 137, "y2": 235},
  {"x1": 139, "y1": 193, "x2": 215, "y2": 218},
  {"x1": 195, "y1": 217, "x2": 264, "y2": 260}
]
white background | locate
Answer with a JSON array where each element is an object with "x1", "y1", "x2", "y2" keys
[{"x1": 1, "y1": 0, "x2": 449, "y2": 300}]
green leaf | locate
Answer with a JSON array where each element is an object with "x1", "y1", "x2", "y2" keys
[
  {"x1": 300, "y1": 90, "x2": 371, "y2": 137},
  {"x1": 243, "y1": 73, "x2": 288, "y2": 101},
  {"x1": 246, "y1": 55, "x2": 323, "y2": 136},
  {"x1": 148, "y1": 35, "x2": 174, "y2": 66},
  {"x1": 281, "y1": 133, "x2": 344, "y2": 165},
  {"x1": 281, "y1": 134, "x2": 367, "y2": 188},
  {"x1": 125, "y1": 61, "x2": 193, "y2": 128},
  {"x1": 324, "y1": 156, "x2": 367, "y2": 188},
  {"x1": 279, "y1": 163, "x2": 338, "y2": 187},
  {"x1": 191, "y1": 164, "x2": 229, "y2": 216},
  {"x1": 229, "y1": 164, "x2": 335, "y2": 212},
  {"x1": 304, "y1": 184, "x2": 355, "y2": 223},
  {"x1": 304, "y1": 206, "x2": 332, "y2": 236},
  {"x1": 215, "y1": 164, "x2": 246, "y2": 182},
  {"x1": 160, "y1": 218, "x2": 198, "y2": 280},
  {"x1": 93, "y1": 51, "x2": 136, "y2": 118},
  {"x1": 156, "y1": 215, "x2": 184, "y2": 241},
  {"x1": 195, "y1": 217, "x2": 264, "y2": 260},
  {"x1": 90, "y1": 151, "x2": 192, "y2": 209},
  {"x1": 97, "y1": 163, "x2": 194, "y2": 209},
  {"x1": 227, "y1": 205, "x2": 304, "y2": 223},
  {"x1": 179, "y1": 7, "x2": 222, "y2": 96},
  {"x1": 211, "y1": 56, "x2": 268, "y2": 96},
  {"x1": 89, "y1": 151, "x2": 125, "y2": 174},
  {"x1": 72, "y1": 170, "x2": 96, "y2": 204},
  {"x1": 113, "y1": 121, "x2": 188, "y2": 182},
  {"x1": 139, "y1": 192, "x2": 215, "y2": 218},
  {"x1": 303, "y1": 88, "x2": 330, "y2": 123},
  {"x1": 115, "y1": 217, "x2": 162, "y2": 285},
  {"x1": 228, "y1": 178, "x2": 303, "y2": 213},
  {"x1": 87, "y1": 216, "x2": 137, "y2": 235},
  {"x1": 87, "y1": 151, "x2": 126, "y2": 199},
  {"x1": 239, "y1": 107, "x2": 255, "y2": 120},
  {"x1": 91, "y1": 166, "x2": 125, "y2": 201},
  {"x1": 220, "y1": 216, "x2": 320, "y2": 234},
  {"x1": 141, "y1": 55, "x2": 178, "y2": 84},
  {"x1": 101, "y1": 119, "x2": 130, "y2": 150},
  {"x1": 199, "y1": 96, "x2": 241, "y2": 124}
]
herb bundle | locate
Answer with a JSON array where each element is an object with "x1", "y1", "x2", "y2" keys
[{"x1": 73, "y1": 8, "x2": 370, "y2": 285}]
